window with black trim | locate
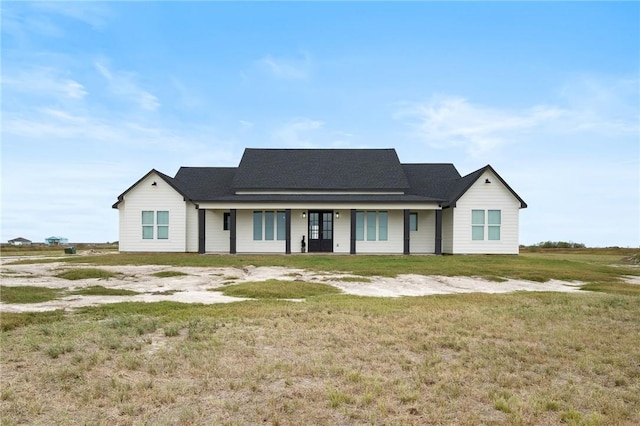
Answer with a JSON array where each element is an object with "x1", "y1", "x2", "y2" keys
[
  {"x1": 223, "y1": 212, "x2": 230, "y2": 231},
  {"x1": 410, "y1": 212, "x2": 418, "y2": 231}
]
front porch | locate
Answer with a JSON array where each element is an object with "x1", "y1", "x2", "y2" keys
[{"x1": 196, "y1": 207, "x2": 443, "y2": 255}]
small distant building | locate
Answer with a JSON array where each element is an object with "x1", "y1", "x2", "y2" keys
[
  {"x1": 8, "y1": 237, "x2": 32, "y2": 246},
  {"x1": 45, "y1": 236, "x2": 69, "y2": 246}
]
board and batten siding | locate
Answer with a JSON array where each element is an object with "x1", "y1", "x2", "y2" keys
[
  {"x1": 117, "y1": 173, "x2": 187, "y2": 252},
  {"x1": 449, "y1": 170, "x2": 521, "y2": 254}
]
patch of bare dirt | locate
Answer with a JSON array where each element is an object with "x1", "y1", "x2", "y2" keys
[{"x1": 0, "y1": 257, "x2": 584, "y2": 313}]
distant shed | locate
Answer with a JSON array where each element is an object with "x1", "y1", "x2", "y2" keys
[
  {"x1": 44, "y1": 236, "x2": 69, "y2": 246},
  {"x1": 8, "y1": 237, "x2": 32, "y2": 246}
]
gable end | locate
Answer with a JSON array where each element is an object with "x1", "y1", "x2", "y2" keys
[{"x1": 446, "y1": 165, "x2": 527, "y2": 209}]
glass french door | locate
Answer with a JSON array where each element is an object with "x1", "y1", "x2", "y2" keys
[{"x1": 308, "y1": 211, "x2": 333, "y2": 252}]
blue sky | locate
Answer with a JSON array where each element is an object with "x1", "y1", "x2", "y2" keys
[{"x1": 2, "y1": 2, "x2": 638, "y2": 247}]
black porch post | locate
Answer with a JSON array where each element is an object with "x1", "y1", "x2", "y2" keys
[
  {"x1": 229, "y1": 209, "x2": 237, "y2": 254},
  {"x1": 350, "y1": 209, "x2": 356, "y2": 254},
  {"x1": 435, "y1": 210, "x2": 443, "y2": 255},
  {"x1": 198, "y1": 209, "x2": 206, "y2": 254},
  {"x1": 285, "y1": 209, "x2": 291, "y2": 254},
  {"x1": 403, "y1": 209, "x2": 410, "y2": 255}
]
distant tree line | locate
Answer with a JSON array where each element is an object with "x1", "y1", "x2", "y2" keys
[{"x1": 527, "y1": 241, "x2": 587, "y2": 249}]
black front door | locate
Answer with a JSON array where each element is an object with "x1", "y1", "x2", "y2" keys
[{"x1": 308, "y1": 211, "x2": 333, "y2": 252}]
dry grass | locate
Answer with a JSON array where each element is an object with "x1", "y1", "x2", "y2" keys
[{"x1": 2, "y1": 291, "x2": 639, "y2": 425}]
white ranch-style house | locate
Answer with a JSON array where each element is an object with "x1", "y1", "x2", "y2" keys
[{"x1": 113, "y1": 149, "x2": 527, "y2": 255}]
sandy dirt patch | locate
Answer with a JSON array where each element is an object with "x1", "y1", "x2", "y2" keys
[{"x1": 0, "y1": 258, "x2": 584, "y2": 313}]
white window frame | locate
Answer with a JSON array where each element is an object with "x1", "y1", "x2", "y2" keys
[
  {"x1": 472, "y1": 209, "x2": 501, "y2": 241},
  {"x1": 142, "y1": 211, "x2": 154, "y2": 239},
  {"x1": 356, "y1": 211, "x2": 389, "y2": 242},
  {"x1": 253, "y1": 211, "x2": 287, "y2": 241},
  {"x1": 142, "y1": 210, "x2": 169, "y2": 240}
]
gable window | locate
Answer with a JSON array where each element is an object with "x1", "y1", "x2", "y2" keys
[
  {"x1": 356, "y1": 211, "x2": 388, "y2": 241},
  {"x1": 253, "y1": 211, "x2": 287, "y2": 241},
  {"x1": 488, "y1": 210, "x2": 501, "y2": 240},
  {"x1": 142, "y1": 211, "x2": 154, "y2": 239},
  {"x1": 472, "y1": 210, "x2": 485, "y2": 240},
  {"x1": 142, "y1": 210, "x2": 168, "y2": 240},
  {"x1": 157, "y1": 211, "x2": 169, "y2": 239},
  {"x1": 409, "y1": 212, "x2": 418, "y2": 231},
  {"x1": 472, "y1": 209, "x2": 501, "y2": 241}
]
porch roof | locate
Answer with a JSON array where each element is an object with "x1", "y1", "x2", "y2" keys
[{"x1": 192, "y1": 193, "x2": 443, "y2": 204}]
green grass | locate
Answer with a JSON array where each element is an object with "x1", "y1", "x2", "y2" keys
[
  {"x1": 217, "y1": 279, "x2": 342, "y2": 299},
  {"x1": 70, "y1": 286, "x2": 140, "y2": 296},
  {"x1": 0, "y1": 284, "x2": 140, "y2": 304},
  {"x1": 0, "y1": 310, "x2": 66, "y2": 331},
  {"x1": 580, "y1": 282, "x2": 640, "y2": 296},
  {"x1": 0, "y1": 286, "x2": 63, "y2": 304},
  {"x1": 55, "y1": 268, "x2": 118, "y2": 280}
]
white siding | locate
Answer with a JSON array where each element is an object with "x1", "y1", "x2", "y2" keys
[
  {"x1": 185, "y1": 203, "x2": 199, "y2": 252},
  {"x1": 205, "y1": 210, "x2": 229, "y2": 253},
  {"x1": 333, "y1": 212, "x2": 351, "y2": 253},
  {"x1": 291, "y1": 209, "x2": 308, "y2": 253},
  {"x1": 450, "y1": 170, "x2": 521, "y2": 254},
  {"x1": 410, "y1": 210, "x2": 436, "y2": 254},
  {"x1": 117, "y1": 173, "x2": 187, "y2": 252}
]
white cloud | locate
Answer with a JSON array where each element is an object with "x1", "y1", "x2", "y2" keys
[
  {"x1": 31, "y1": 2, "x2": 112, "y2": 29},
  {"x1": 1, "y1": 67, "x2": 87, "y2": 99},
  {"x1": 395, "y1": 76, "x2": 639, "y2": 157},
  {"x1": 273, "y1": 118, "x2": 325, "y2": 147},
  {"x1": 395, "y1": 96, "x2": 566, "y2": 156},
  {"x1": 258, "y1": 52, "x2": 312, "y2": 80},
  {"x1": 271, "y1": 118, "x2": 358, "y2": 149},
  {"x1": 95, "y1": 61, "x2": 160, "y2": 111}
]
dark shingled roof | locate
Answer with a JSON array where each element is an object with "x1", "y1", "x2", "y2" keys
[
  {"x1": 402, "y1": 163, "x2": 462, "y2": 200},
  {"x1": 113, "y1": 149, "x2": 526, "y2": 208},
  {"x1": 231, "y1": 148, "x2": 410, "y2": 191},
  {"x1": 173, "y1": 167, "x2": 236, "y2": 200}
]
